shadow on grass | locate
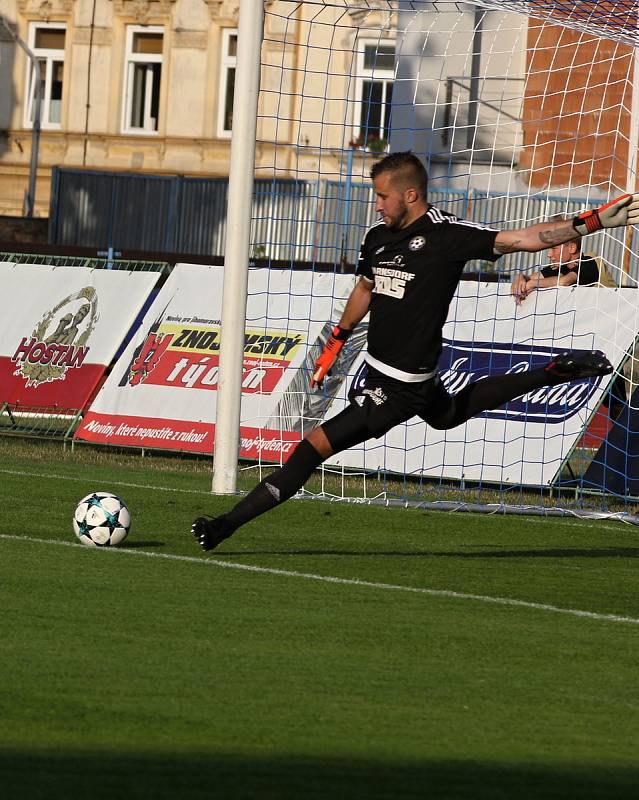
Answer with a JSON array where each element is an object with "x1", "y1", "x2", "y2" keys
[
  {"x1": 213, "y1": 547, "x2": 639, "y2": 559},
  {"x1": 0, "y1": 751, "x2": 636, "y2": 800}
]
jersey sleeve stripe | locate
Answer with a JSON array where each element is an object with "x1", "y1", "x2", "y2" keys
[
  {"x1": 427, "y1": 206, "x2": 497, "y2": 232},
  {"x1": 448, "y1": 219, "x2": 498, "y2": 231},
  {"x1": 360, "y1": 218, "x2": 386, "y2": 245}
]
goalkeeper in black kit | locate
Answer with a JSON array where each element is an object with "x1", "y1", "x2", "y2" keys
[{"x1": 192, "y1": 151, "x2": 639, "y2": 551}]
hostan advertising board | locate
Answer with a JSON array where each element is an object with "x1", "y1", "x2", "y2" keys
[{"x1": 0, "y1": 263, "x2": 160, "y2": 410}]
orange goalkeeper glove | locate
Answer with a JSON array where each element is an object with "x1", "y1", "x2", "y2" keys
[
  {"x1": 311, "y1": 325, "x2": 352, "y2": 389},
  {"x1": 573, "y1": 192, "x2": 639, "y2": 235}
]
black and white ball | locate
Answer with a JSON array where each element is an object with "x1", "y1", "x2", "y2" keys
[{"x1": 73, "y1": 492, "x2": 131, "y2": 547}]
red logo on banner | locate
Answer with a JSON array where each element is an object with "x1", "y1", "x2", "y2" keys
[
  {"x1": 128, "y1": 332, "x2": 174, "y2": 386},
  {"x1": 125, "y1": 323, "x2": 301, "y2": 395},
  {"x1": 12, "y1": 288, "x2": 98, "y2": 388},
  {"x1": 138, "y1": 351, "x2": 286, "y2": 394}
]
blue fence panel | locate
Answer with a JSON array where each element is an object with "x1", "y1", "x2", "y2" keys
[
  {"x1": 49, "y1": 168, "x2": 114, "y2": 247},
  {"x1": 50, "y1": 167, "x2": 178, "y2": 251},
  {"x1": 48, "y1": 169, "x2": 639, "y2": 283},
  {"x1": 176, "y1": 177, "x2": 228, "y2": 256},
  {"x1": 108, "y1": 173, "x2": 178, "y2": 251}
]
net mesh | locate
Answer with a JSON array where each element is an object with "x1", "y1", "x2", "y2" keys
[{"x1": 242, "y1": 0, "x2": 639, "y2": 516}]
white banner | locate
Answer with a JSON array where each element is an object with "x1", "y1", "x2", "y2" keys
[
  {"x1": 77, "y1": 268, "x2": 639, "y2": 487},
  {"x1": 0, "y1": 263, "x2": 160, "y2": 410},
  {"x1": 76, "y1": 264, "x2": 355, "y2": 458}
]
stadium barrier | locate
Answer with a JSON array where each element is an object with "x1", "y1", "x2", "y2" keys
[
  {"x1": 47, "y1": 168, "x2": 639, "y2": 284},
  {"x1": 0, "y1": 259, "x2": 162, "y2": 440}
]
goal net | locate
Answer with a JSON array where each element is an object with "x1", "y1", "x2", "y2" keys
[{"x1": 232, "y1": 0, "x2": 639, "y2": 518}]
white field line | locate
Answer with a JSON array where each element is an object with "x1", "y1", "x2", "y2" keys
[
  {"x1": 2, "y1": 533, "x2": 639, "y2": 627},
  {"x1": 0, "y1": 467, "x2": 211, "y2": 495},
  {"x1": 0, "y1": 467, "x2": 633, "y2": 534}
]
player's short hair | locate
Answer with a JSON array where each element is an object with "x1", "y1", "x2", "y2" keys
[{"x1": 370, "y1": 151, "x2": 429, "y2": 199}]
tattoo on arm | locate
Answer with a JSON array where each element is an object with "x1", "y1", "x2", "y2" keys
[
  {"x1": 494, "y1": 237, "x2": 523, "y2": 255},
  {"x1": 538, "y1": 223, "x2": 575, "y2": 246},
  {"x1": 495, "y1": 221, "x2": 578, "y2": 255}
]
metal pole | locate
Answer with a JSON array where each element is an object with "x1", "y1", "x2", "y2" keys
[
  {"x1": 340, "y1": 145, "x2": 355, "y2": 270},
  {"x1": 626, "y1": 46, "x2": 639, "y2": 195},
  {"x1": 212, "y1": 0, "x2": 264, "y2": 494},
  {"x1": 624, "y1": 34, "x2": 639, "y2": 283},
  {"x1": 0, "y1": 19, "x2": 41, "y2": 216},
  {"x1": 26, "y1": 60, "x2": 41, "y2": 216},
  {"x1": 467, "y1": 8, "x2": 484, "y2": 152}
]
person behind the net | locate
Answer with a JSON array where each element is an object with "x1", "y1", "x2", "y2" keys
[
  {"x1": 511, "y1": 229, "x2": 627, "y2": 417},
  {"x1": 192, "y1": 151, "x2": 639, "y2": 552},
  {"x1": 510, "y1": 235, "x2": 609, "y2": 305}
]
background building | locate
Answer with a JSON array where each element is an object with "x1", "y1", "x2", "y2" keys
[
  {"x1": 0, "y1": 0, "x2": 634, "y2": 276},
  {"x1": 0, "y1": 0, "x2": 400, "y2": 217}
]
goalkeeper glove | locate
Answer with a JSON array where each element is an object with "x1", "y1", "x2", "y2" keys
[
  {"x1": 311, "y1": 325, "x2": 352, "y2": 388},
  {"x1": 573, "y1": 192, "x2": 639, "y2": 235}
]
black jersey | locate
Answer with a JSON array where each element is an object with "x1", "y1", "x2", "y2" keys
[
  {"x1": 540, "y1": 254, "x2": 600, "y2": 285},
  {"x1": 356, "y1": 207, "x2": 499, "y2": 381}
]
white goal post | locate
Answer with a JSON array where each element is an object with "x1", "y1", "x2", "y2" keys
[
  {"x1": 213, "y1": 0, "x2": 639, "y2": 513},
  {"x1": 212, "y1": 0, "x2": 264, "y2": 494}
]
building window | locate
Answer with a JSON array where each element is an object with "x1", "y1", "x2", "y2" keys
[
  {"x1": 217, "y1": 29, "x2": 237, "y2": 137},
  {"x1": 122, "y1": 26, "x2": 163, "y2": 134},
  {"x1": 25, "y1": 23, "x2": 66, "y2": 130},
  {"x1": 353, "y1": 40, "x2": 395, "y2": 149}
]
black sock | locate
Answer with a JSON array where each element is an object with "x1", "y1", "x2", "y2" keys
[
  {"x1": 222, "y1": 439, "x2": 324, "y2": 532},
  {"x1": 445, "y1": 366, "x2": 555, "y2": 427}
]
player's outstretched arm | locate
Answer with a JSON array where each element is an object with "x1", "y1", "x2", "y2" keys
[
  {"x1": 311, "y1": 277, "x2": 373, "y2": 389},
  {"x1": 494, "y1": 193, "x2": 639, "y2": 256}
]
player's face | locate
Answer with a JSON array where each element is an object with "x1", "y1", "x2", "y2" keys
[
  {"x1": 548, "y1": 243, "x2": 578, "y2": 267},
  {"x1": 373, "y1": 172, "x2": 410, "y2": 230}
]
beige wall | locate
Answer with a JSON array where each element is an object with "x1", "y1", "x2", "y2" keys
[
  {"x1": 6, "y1": 1, "x2": 626, "y2": 223},
  {"x1": 0, "y1": 0, "x2": 385, "y2": 217}
]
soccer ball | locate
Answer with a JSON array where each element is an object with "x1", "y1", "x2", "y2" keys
[{"x1": 73, "y1": 492, "x2": 131, "y2": 547}]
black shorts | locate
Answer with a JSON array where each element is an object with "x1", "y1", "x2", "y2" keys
[{"x1": 321, "y1": 362, "x2": 456, "y2": 452}]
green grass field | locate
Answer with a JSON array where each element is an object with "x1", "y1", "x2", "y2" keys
[{"x1": 1, "y1": 437, "x2": 638, "y2": 799}]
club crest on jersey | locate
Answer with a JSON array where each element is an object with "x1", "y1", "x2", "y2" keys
[{"x1": 408, "y1": 236, "x2": 426, "y2": 251}]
